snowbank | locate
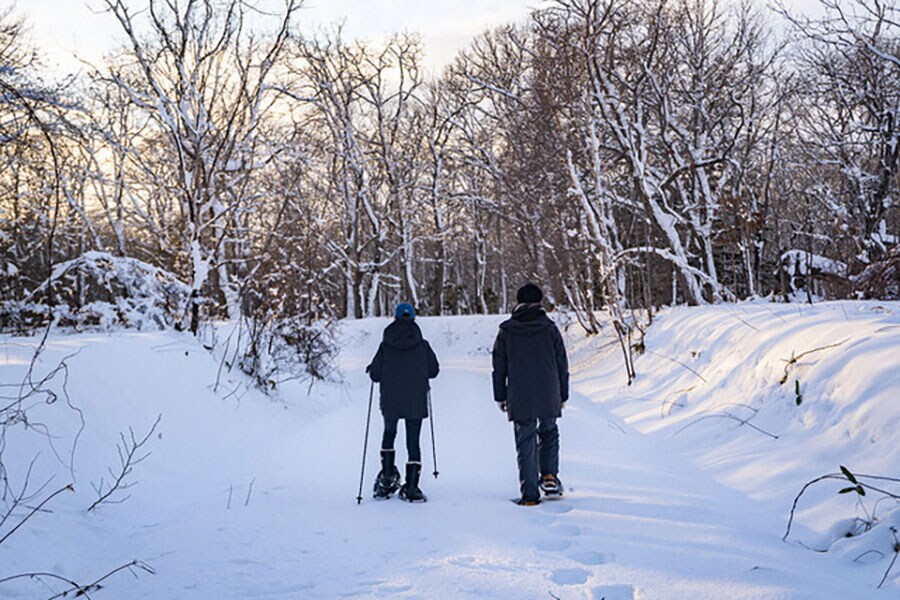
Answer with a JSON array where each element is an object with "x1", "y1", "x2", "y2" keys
[{"x1": 581, "y1": 300, "x2": 900, "y2": 580}]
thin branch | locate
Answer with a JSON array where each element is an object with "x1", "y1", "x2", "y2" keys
[
  {"x1": 645, "y1": 349, "x2": 708, "y2": 383},
  {"x1": 879, "y1": 528, "x2": 900, "y2": 589},
  {"x1": 0, "y1": 559, "x2": 155, "y2": 599},
  {"x1": 673, "y1": 411, "x2": 779, "y2": 440},
  {"x1": 779, "y1": 338, "x2": 850, "y2": 384},
  {"x1": 87, "y1": 415, "x2": 161, "y2": 512},
  {"x1": 0, "y1": 484, "x2": 74, "y2": 546}
]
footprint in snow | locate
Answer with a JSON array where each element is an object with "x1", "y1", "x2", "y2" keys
[
  {"x1": 377, "y1": 584, "x2": 412, "y2": 595},
  {"x1": 534, "y1": 538, "x2": 572, "y2": 552},
  {"x1": 552, "y1": 523, "x2": 582, "y2": 537},
  {"x1": 551, "y1": 568, "x2": 590, "y2": 585},
  {"x1": 522, "y1": 511, "x2": 556, "y2": 526},
  {"x1": 591, "y1": 584, "x2": 636, "y2": 599},
  {"x1": 568, "y1": 550, "x2": 607, "y2": 565},
  {"x1": 541, "y1": 502, "x2": 572, "y2": 514}
]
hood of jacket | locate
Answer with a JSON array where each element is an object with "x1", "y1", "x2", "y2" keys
[
  {"x1": 499, "y1": 303, "x2": 553, "y2": 336},
  {"x1": 383, "y1": 319, "x2": 424, "y2": 350}
]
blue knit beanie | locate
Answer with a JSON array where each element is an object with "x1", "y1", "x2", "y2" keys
[{"x1": 395, "y1": 303, "x2": 415, "y2": 320}]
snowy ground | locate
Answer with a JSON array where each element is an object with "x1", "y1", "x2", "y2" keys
[{"x1": 2, "y1": 301, "x2": 899, "y2": 598}]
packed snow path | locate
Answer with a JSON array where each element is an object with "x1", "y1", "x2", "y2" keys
[{"x1": 3, "y1": 306, "x2": 897, "y2": 598}]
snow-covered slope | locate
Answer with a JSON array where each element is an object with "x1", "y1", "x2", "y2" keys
[
  {"x1": 1, "y1": 302, "x2": 898, "y2": 598},
  {"x1": 582, "y1": 301, "x2": 900, "y2": 559}
]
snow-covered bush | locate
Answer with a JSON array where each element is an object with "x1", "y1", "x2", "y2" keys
[
  {"x1": 778, "y1": 249, "x2": 850, "y2": 300},
  {"x1": 0, "y1": 252, "x2": 189, "y2": 333},
  {"x1": 213, "y1": 314, "x2": 337, "y2": 394}
]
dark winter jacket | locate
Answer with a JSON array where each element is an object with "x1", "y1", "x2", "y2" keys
[
  {"x1": 492, "y1": 304, "x2": 569, "y2": 421},
  {"x1": 367, "y1": 319, "x2": 440, "y2": 419}
]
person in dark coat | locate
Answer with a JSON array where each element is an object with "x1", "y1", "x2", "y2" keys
[
  {"x1": 492, "y1": 283, "x2": 569, "y2": 505},
  {"x1": 366, "y1": 303, "x2": 439, "y2": 502}
]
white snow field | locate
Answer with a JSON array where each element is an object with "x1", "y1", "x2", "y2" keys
[{"x1": 2, "y1": 301, "x2": 899, "y2": 598}]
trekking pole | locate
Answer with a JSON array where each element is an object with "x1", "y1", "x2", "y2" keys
[
  {"x1": 356, "y1": 380, "x2": 375, "y2": 504},
  {"x1": 428, "y1": 390, "x2": 439, "y2": 479}
]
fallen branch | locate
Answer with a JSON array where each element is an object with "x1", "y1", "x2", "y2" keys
[
  {"x1": 660, "y1": 386, "x2": 697, "y2": 418},
  {"x1": 784, "y1": 470, "x2": 900, "y2": 542},
  {"x1": 879, "y1": 528, "x2": 900, "y2": 589},
  {"x1": 779, "y1": 338, "x2": 849, "y2": 385},
  {"x1": 0, "y1": 559, "x2": 155, "y2": 599},
  {"x1": 88, "y1": 414, "x2": 161, "y2": 512},
  {"x1": 645, "y1": 349, "x2": 707, "y2": 383},
  {"x1": 0, "y1": 483, "x2": 74, "y2": 546},
  {"x1": 672, "y1": 411, "x2": 779, "y2": 440},
  {"x1": 244, "y1": 477, "x2": 256, "y2": 507}
]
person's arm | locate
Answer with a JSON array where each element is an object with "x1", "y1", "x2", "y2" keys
[
  {"x1": 366, "y1": 343, "x2": 384, "y2": 382},
  {"x1": 553, "y1": 327, "x2": 569, "y2": 405},
  {"x1": 492, "y1": 331, "x2": 508, "y2": 410},
  {"x1": 425, "y1": 341, "x2": 439, "y2": 379}
]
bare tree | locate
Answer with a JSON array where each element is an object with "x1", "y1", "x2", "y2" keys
[
  {"x1": 778, "y1": 0, "x2": 900, "y2": 276},
  {"x1": 98, "y1": 0, "x2": 301, "y2": 333}
]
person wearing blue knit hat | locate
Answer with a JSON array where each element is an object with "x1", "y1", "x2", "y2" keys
[
  {"x1": 366, "y1": 303, "x2": 439, "y2": 502},
  {"x1": 395, "y1": 302, "x2": 415, "y2": 319}
]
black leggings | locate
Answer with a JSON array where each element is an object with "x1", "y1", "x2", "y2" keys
[{"x1": 382, "y1": 417, "x2": 423, "y2": 463}]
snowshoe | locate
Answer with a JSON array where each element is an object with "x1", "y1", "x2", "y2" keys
[
  {"x1": 399, "y1": 462, "x2": 427, "y2": 503},
  {"x1": 373, "y1": 449, "x2": 401, "y2": 499},
  {"x1": 373, "y1": 468, "x2": 401, "y2": 499},
  {"x1": 540, "y1": 474, "x2": 563, "y2": 497}
]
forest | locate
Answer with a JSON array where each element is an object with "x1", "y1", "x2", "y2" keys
[{"x1": 2, "y1": 0, "x2": 899, "y2": 341}]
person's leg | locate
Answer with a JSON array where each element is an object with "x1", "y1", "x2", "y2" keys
[
  {"x1": 405, "y1": 418, "x2": 423, "y2": 463},
  {"x1": 514, "y1": 419, "x2": 540, "y2": 502},
  {"x1": 537, "y1": 417, "x2": 559, "y2": 477},
  {"x1": 381, "y1": 417, "x2": 399, "y2": 451},
  {"x1": 401, "y1": 418, "x2": 426, "y2": 501}
]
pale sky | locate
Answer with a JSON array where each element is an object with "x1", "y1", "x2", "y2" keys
[
  {"x1": 20, "y1": 0, "x2": 821, "y2": 77},
  {"x1": 19, "y1": 0, "x2": 551, "y2": 76}
]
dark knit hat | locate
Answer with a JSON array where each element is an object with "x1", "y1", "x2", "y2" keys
[
  {"x1": 395, "y1": 302, "x2": 415, "y2": 320},
  {"x1": 516, "y1": 283, "x2": 543, "y2": 304}
]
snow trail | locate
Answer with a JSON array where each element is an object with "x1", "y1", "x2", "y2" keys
[{"x1": 267, "y1": 315, "x2": 875, "y2": 599}]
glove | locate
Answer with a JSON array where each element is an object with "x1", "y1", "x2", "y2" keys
[{"x1": 498, "y1": 401, "x2": 507, "y2": 413}]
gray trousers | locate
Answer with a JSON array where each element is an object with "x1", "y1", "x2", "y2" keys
[{"x1": 514, "y1": 417, "x2": 559, "y2": 502}]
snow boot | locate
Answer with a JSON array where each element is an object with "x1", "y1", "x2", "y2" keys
[
  {"x1": 399, "y1": 461, "x2": 427, "y2": 503},
  {"x1": 540, "y1": 474, "x2": 563, "y2": 497},
  {"x1": 514, "y1": 497, "x2": 541, "y2": 506},
  {"x1": 373, "y1": 449, "x2": 401, "y2": 499}
]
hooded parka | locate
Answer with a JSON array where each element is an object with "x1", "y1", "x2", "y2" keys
[
  {"x1": 367, "y1": 319, "x2": 440, "y2": 419},
  {"x1": 492, "y1": 304, "x2": 569, "y2": 421}
]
